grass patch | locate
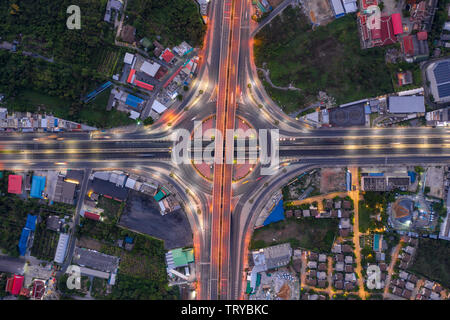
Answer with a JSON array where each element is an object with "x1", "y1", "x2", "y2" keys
[
  {"x1": 359, "y1": 202, "x2": 373, "y2": 233},
  {"x1": 408, "y1": 238, "x2": 450, "y2": 288},
  {"x1": 80, "y1": 89, "x2": 135, "y2": 128},
  {"x1": 97, "y1": 196, "x2": 124, "y2": 223},
  {"x1": 6, "y1": 89, "x2": 72, "y2": 119},
  {"x1": 251, "y1": 217, "x2": 338, "y2": 253},
  {"x1": 254, "y1": 7, "x2": 393, "y2": 111},
  {"x1": 30, "y1": 224, "x2": 59, "y2": 261}
]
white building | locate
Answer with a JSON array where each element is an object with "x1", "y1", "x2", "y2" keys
[
  {"x1": 140, "y1": 61, "x2": 161, "y2": 77},
  {"x1": 124, "y1": 53, "x2": 135, "y2": 65},
  {"x1": 151, "y1": 100, "x2": 168, "y2": 114},
  {"x1": 54, "y1": 233, "x2": 70, "y2": 264}
]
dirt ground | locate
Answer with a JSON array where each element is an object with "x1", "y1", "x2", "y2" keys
[
  {"x1": 302, "y1": 0, "x2": 334, "y2": 25},
  {"x1": 320, "y1": 168, "x2": 346, "y2": 194},
  {"x1": 76, "y1": 237, "x2": 104, "y2": 251},
  {"x1": 425, "y1": 166, "x2": 445, "y2": 199}
]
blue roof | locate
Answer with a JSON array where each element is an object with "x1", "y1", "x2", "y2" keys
[
  {"x1": 437, "y1": 83, "x2": 450, "y2": 98},
  {"x1": 263, "y1": 199, "x2": 285, "y2": 226},
  {"x1": 30, "y1": 176, "x2": 46, "y2": 199},
  {"x1": 369, "y1": 173, "x2": 384, "y2": 177},
  {"x1": 125, "y1": 94, "x2": 144, "y2": 109},
  {"x1": 407, "y1": 171, "x2": 416, "y2": 183},
  {"x1": 434, "y1": 61, "x2": 450, "y2": 84},
  {"x1": 18, "y1": 228, "x2": 30, "y2": 256},
  {"x1": 25, "y1": 214, "x2": 37, "y2": 231},
  {"x1": 124, "y1": 236, "x2": 133, "y2": 244}
]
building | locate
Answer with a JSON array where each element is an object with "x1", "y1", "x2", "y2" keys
[
  {"x1": 401, "y1": 33, "x2": 429, "y2": 62},
  {"x1": 358, "y1": 12, "x2": 399, "y2": 49},
  {"x1": 151, "y1": 100, "x2": 168, "y2": 115},
  {"x1": 397, "y1": 71, "x2": 413, "y2": 87},
  {"x1": 81, "y1": 211, "x2": 101, "y2": 221},
  {"x1": 173, "y1": 41, "x2": 193, "y2": 57},
  {"x1": 31, "y1": 279, "x2": 46, "y2": 300},
  {"x1": 140, "y1": 61, "x2": 161, "y2": 78},
  {"x1": 388, "y1": 96, "x2": 425, "y2": 114},
  {"x1": 160, "y1": 48, "x2": 175, "y2": 64},
  {"x1": 426, "y1": 59, "x2": 450, "y2": 103},
  {"x1": 426, "y1": 107, "x2": 450, "y2": 126},
  {"x1": 261, "y1": 243, "x2": 292, "y2": 270},
  {"x1": 123, "y1": 52, "x2": 135, "y2": 65},
  {"x1": 342, "y1": 0, "x2": 358, "y2": 13},
  {"x1": 104, "y1": 0, "x2": 123, "y2": 23},
  {"x1": 5, "y1": 274, "x2": 24, "y2": 295},
  {"x1": 54, "y1": 233, "x2": 69, "y2": 264},
  {"x1": 8, "y1": 174, "x2": 22, "y2": 194},
  {"x1": 54, "y1": 175, "x2": 77, "y2": 205},
  {"x1": 166, "y1": 248, "x2": 195, "y2": 270},
  {"x1": 330, "y1": 0, "x2": 346, "y2": 18},
  {"x1": 30, "y1": 175, "x2": 46, "y2": 199}
]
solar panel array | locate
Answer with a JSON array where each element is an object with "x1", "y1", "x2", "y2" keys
[
  {"x1": 433, "y1": 61, "x2": 450, "y2": 84},
  {"x1": 437, "y1": 82, "x2": 450, "y2": 98}
]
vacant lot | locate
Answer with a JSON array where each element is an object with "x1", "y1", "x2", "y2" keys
[
  {"x1": 254, "y1": 7, "x2": 393, "y2": 112},
  {"x1": 97, "y1": 196, "x2": 124, "y2": 223},
  {"x1": 251, "y1": 218, "x2": 338, "y2": 253},
  {"x1": 119, "y1": 190, "x2": 193, "y2": 250},
  {"x1": 408, "y1": 238, "x2": 450, "y2": 288},
  {"x1": 320, "y1": 168, "x2": 346, "y2": 193}
]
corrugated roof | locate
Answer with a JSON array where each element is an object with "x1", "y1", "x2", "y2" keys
[
  {"x1": 389, "y1": 96, "x2": 425, "y2": 113},
  {"x1": 54, "y1": 233, "x2": 70, "y2": 264},
  {"x1": 8, "y1": 175, "x2": 22, "y2": 194},
  {"x1": 30, "y1": 175, "x2": 46, "y2": 199},
  {"x1": 391, "y1": 13, "x2": 403, "y2": 35}
]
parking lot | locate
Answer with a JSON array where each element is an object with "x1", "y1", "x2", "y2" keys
[{"x1": 119, "y1": 190, "x2": 193, "y2": 250}]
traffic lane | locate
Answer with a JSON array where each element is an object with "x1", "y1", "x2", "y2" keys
[
  {"x1": 0, "y1": 140, "x2": 173, "y2": 151},
  {"x1": 279, "y1": 147, "x2": 450, "y2": 157},
  {"x1": 0, "y1": 150, "x2": 172, "y2": 161}
]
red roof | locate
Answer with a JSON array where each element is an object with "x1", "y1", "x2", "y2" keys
[
  {"x1": 32, "y1": 280, "x2": 46, "y2": 300},
  {"x1": 373, "y1": 16, "x2": 397, "y2": 47},
  {"x1": 8, "y1": 175, "x2": 22, "y2": 194},
  {"x1": 391, "y1": 13, "x2": 403, "y2": 35},
  {"x1": 161, "y1": 49, "x2": 175, "y2": 63},
  {"x1": 134, "y1": 79, "x2": 154, "y2": 91},
  {"x1": 7, "y1": 275, "x2": 24, "y2": 295},
  {"x1": 83, "y1": 211, "x2": 100, "y2": 221},
  {"x1": 127, "y1": 69, "x2": 136, "y2": 84},
  {"x1": 417, "y1": 31, "x2": 428, "y2": 41},
  {"x1": 371, "y1": 28, "x2": 382, "y2": 40},
  {"x1": 402, "y1": 35, "x2": 414, "y2": 56},
  {"x1": 362, "y1": 0, "x2": 378, "y2": 10},
  {"x1": 163, "y1": 65, "x2": 183, "y2": 88}
]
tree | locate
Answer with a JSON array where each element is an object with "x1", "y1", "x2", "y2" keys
[{"x1": 143, "y1": 117, "x2": 154, "y2": 126}]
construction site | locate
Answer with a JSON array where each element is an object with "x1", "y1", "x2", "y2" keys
[{"x1": 249, "y1": 269, "x2": 300, "y2": 300}]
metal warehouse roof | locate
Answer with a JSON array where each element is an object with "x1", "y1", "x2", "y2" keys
[
  {"x1": 54, "y1": 233, "x2": 70, "y2": 264},
  {"x1": 140, "y1": 61, "x2": 160, "y2": 77},
  {"x1": 151, "y1": 100, "x2": 167, "y2": 114},
  {"x1": 8, "y1": 174, "x2": 22, "y2": 194},
  {"x1": 388, "y1": 96, "x2": 425, "y2": 113},
  {"x1": 30, "y1": 175, "x2": 46, "y2": 199}
]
